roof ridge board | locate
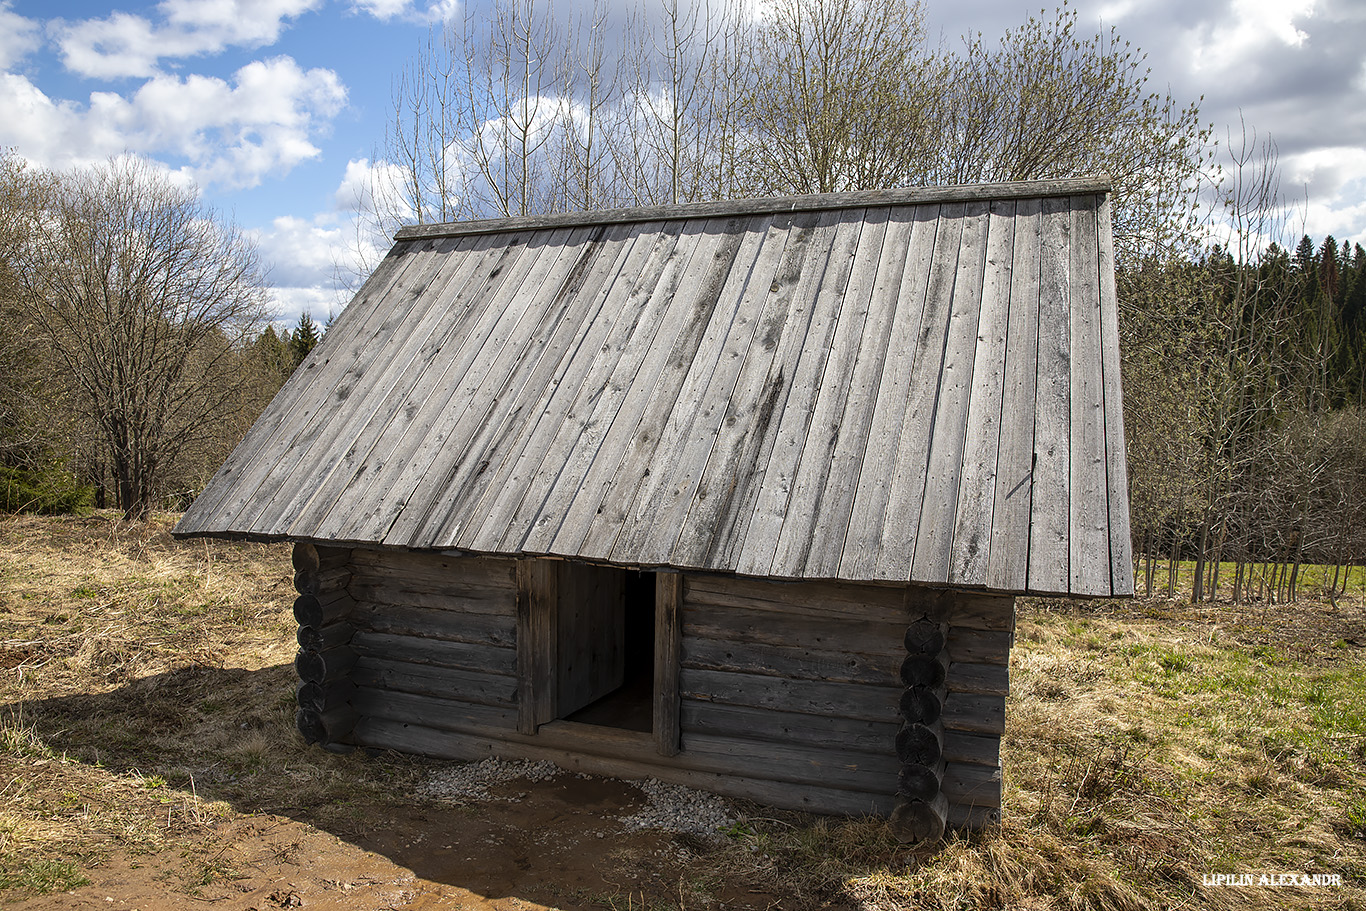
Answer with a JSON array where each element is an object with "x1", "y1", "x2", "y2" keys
[{"x1": 393, "y1": 177, "x2": 1113, "y2": 241}]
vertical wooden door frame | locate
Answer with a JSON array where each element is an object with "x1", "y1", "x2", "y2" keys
[
  {"x1": 516, "y1": 557, "x2": 557, "y2": 734},
  {"x1": 654, "y1": 571, "x2": 682, "y2": 756}
]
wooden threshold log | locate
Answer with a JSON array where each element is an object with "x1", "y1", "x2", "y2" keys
[
  {"x1": 297, "y1": 621, "x2": 355, "y2": 652},
  {"x1": 889, "y1": 792, "x2": 948, "y2": 843},
  {"x1": 295, "y1": 646, "x2": 357, "y2": 685}
]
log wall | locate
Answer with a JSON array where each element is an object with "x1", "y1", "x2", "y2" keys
[{"x1": 294, "y1": 547, "x2": 1012, "y2": 837}]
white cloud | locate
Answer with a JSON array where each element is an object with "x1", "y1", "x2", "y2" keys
[
  {"x1": 350, "y1": 0, "x2": 461, "y2": 24},
  {"x1": 1184, "y1": 0, "x2": 1316, "y2": 73},
  {"x1": 0, "y1": 58, "x2": 346, "y2": 190},
  {"x1": 51, "y1": 0, "x2": 324, "y2": 79},
  {"x1": 0, "y1": 1, "x2": 40, "y2": 70}
]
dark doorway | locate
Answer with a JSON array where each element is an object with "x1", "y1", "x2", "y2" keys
[{"x1": 560, "y1": 566, "x2": 656, "y2": 732}]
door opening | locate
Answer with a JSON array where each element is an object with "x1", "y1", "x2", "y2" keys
[{"x1": 559, "y1": 566, "x2": 656, "y2": 732}]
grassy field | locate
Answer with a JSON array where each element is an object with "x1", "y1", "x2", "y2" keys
[{"x1": 0, "y1": 513, "x2": 1363, "y2": 909}]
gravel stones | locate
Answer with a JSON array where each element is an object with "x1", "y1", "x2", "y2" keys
[{"x1": 419, "y1": 758, "x2": 736, "y2": 840}]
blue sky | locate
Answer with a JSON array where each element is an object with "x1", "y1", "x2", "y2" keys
[{"x1": 2, "y1": 0, "x2": 1363, "y2": 326}]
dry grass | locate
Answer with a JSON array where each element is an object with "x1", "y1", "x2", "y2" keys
[
  {"x1": 0, "y1": 512, "x2": 1363, "y2": 909},
  {"x1": 0, "y1": 512, "x2": 430, "y2": 898}
]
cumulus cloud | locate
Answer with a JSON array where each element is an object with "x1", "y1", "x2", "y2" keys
[
  {"x1": 350, "y1": 0, "x2": 461, "y2": 24},
  {"x1": 0, "y1": 57, "x2": 346, "y2": 190},
  {"x1": 51, "y1": 0, "x2": 323, "y2": 79},
  {"x1": 0, "y1": 2, "x2": 40, "y2": 70}
]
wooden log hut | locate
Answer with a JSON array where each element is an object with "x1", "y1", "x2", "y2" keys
[{"x1": 175, "y1": 178, "x2": 1133, "y2": 842}]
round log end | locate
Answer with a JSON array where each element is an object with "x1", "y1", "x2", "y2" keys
[
  {"x1": 294, "y1": 569, "x2": 321, "y2": 596},
  {"x1": 899, "y1": 686, "x2": 942, "y2": 725},
  {"x1": 897, "y1": 762, "x2": 942, "y2": 801},
  {"x1": 292, "y1": 542, "x2": 321, "y2": 574},
  {"x1": 294, "y1": 648, "x2": 325, "y2": 684},
  {"x1": 903, "y1": 619, "x2": 946, "y2": 655},
  {"x1": 293, "y1": 594, "x2": 323, "y2": 628},
  {"x1": 296, "y1": 707, "x2": 324, "y2": 744},
  {"x1": 895, "y1": 723, "x2": 942, "y2": 766},
  {"x1": 889, "y1": 797, "x2": 947, "y2": 844},
  {"x1": 899, "y1": 653, "x2": 947, "y2": 688}
]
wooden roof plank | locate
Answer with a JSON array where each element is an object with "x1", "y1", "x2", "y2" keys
[
  {"x1": 274, "y1": 232, "x2": 519, "y2": 538},
  {"x1": 473, "y1": 220, "x2": 699, "y2": 554},
  {"x1": 1068, "y1": 198, "x2": 1111, "y2": 596},
  {"x1": 765, "y1": 208, "x2": 889, "y2": 577},
  {"x1": 550, "y1": 215, "x2": 779, "y2": 565},
  {"x1": 683, "y1": 209, "x2": 877, "y2": 572},
  {"x1": 985, "y1": 198, "x2": 1042, "y2": 592},
  {"x1": 681, "y1": 215, "x2": 825, "y2": 573},
  {"x1": 427, "y1": 223, "x2": 647, "y2": 551},
  {"x1": 168, "y1": 244, "x2": 409, "y2": 535},
  {"x1": 948, "y1": 200, "x2": 1017, "y2": 587},
  {"x1": 336, "y1": 227, "x2": 583, "y2": 545},
  {"x1": 836, "y1": 205, "x2": 941, "y2": 580},
  {"x1": 603, "y1": 215, "x2": 801, "y2": 567},
  {"x1": 209, "y1": 237, "x2": 462, "y2": 534},
  {"x1": 726, "y1": 211, "x2": 850, "y2": 577},
  {"x1": 568, "y1": 216, "x2": 813, "y2": 562},
  {"x1": 1097, "y1": 194, "x2": 1134, "y2": 595},
  {"x1": 315, "y1": 230, "x2": 561, "y2": 542},
  {"x1": 802, "y1": 207, "x2": 919, "y2": 578},
  {"x1": 538, "y1": 219, "x2": 786, "y2": 559},
  {"x1": 911, "y1": 200, "x2": 992, "y2": 583},
  {"x1": 379, "y1": 226, "x2": 596, "y2": 547},
  {"x1": 412, "y1": 225, "x2": 625, "y2": 549},
  {"x1": 1025, "y1": 196, "x2": 1073, "y2": 594},
  {"x1": 873, "y1": 202, "x2": 967, "y2": 580}
]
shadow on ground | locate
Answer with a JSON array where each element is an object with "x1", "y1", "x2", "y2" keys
[{"x1": 3, "y1": 664, "x2": 796, "y2": 910}]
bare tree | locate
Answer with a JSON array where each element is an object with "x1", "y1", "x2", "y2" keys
[
  {"x1": 739, "y1": 0, "x2": 941, "y2": 195},
  {"x1": 11, "y1": 156, "x2": 270, "y2": 519}
]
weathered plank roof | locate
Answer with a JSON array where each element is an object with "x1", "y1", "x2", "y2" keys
[{"x1": 176, "y1": 178, "x2": 1133, "y2": 597}]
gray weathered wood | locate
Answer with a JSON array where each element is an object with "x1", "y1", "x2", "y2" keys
[
  {"x1": 682, "y1": 702, "x2": 897, "y2": 753},
  {"x1": 1068, "y1": 199, "x2": 1110, "y2": 596},
  {"x1": 941, "y1": 692, "x2": 1005, "y2": 735},
  {"x1": 941, "y1": 761, "x2": 1002, "y2": 808},
  {"x1": 949, "y1": 200, "x2": 1016, "y2": 585},
  {"x1": 352, "y1": 655, "x2": 517, "y2": 707},
  {"x1": 295, "y1": 646, "x2": 357, "y2": 685},
  {"x1": 655, "y1": 573, "x2": 682, "y2": 756},
  {"x1": 1097, "y1": 194, "x2": 1133, "y2": 596},
  {"x1": 911, "y1": 200, "x2": 990, "y2": 582},
  {"x1": 987, "y1": 197, "x2": 1042, "y2": 591},
  {"x1": 351, "y1": 630, "x2": 514, "y2": 676},
  {"x1": 889, "y1": 793, "x2": 948, "y2": 843},
  {"x1": 946, "y1": 661, "x2": 1009, "y2": 696},
  {"x1": 394, "y1": 178, "x2": 1113, "y2": 241},
  {"x1": 516, "y1": 558, "x2": 557, "y2": 733},
  {"x1": 681, "y1": 668, "x2": 899, "y2": 723}
]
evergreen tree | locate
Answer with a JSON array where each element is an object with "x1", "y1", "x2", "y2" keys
[{"x1": 290, "y1": 312, "x2": 321, "y2": 369}]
